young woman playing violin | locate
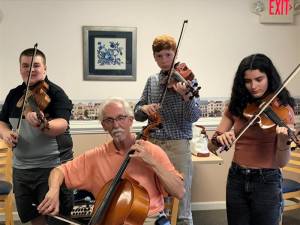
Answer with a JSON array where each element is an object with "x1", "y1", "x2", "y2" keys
[
  {"x1": 134, "y1": 35, "x2": 201, "y2": 225},
  {"x1": 211, "y1": 53, "x2": 295, "y2": 225},
  {"x1": 0, "y1": 48, "x2": 74, "y2": 225}
]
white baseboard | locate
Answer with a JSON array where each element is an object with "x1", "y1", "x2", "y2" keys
[{"x1": 191, "y1": 201, "x2": 226, "y2": 211}]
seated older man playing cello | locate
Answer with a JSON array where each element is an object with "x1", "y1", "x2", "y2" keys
[{"x1": 38, "y1": 97, "x2": 184, "y2": 225}]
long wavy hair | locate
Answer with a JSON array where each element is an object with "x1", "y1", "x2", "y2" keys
[{"x1": 228, "y1": 53, "x2": 295, "y2": 118}]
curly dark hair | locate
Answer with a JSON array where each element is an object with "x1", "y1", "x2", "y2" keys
[{"x1": 228, "y1": 53, "x2": 295, "y2": 118}]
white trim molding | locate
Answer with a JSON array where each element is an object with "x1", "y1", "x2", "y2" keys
[{"x1": 191, "y1": 201, "x2": 226, "y2": 211}]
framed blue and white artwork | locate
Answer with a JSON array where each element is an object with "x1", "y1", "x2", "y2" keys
[{"x1": 83, "y1": 26, "x2": 137, "y2": 81}]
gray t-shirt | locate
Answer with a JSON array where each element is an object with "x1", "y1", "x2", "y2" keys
[{"x1": 10, "y1": 118, "x2": 60, "y2": 169}]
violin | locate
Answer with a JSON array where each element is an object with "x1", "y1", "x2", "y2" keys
[
  {"x1": 243, "y1": 95, "x2": 300, "y2": 148},
  {"x1": 165, "y1": 62, "x2": 200, "y2": 99},
  {"x1": 17, "y1": 80, "x2": 51, "y2": 131},
  {"x1": 27, "y1": 81, "x2": 51, "y2": 130},
  {"x1": 28, "y1": 81, "x2": 51, "y2": 112}
]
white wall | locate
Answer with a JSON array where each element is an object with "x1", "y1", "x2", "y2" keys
[{"x1": 0, "y1": 0, "x2": 300, "y2": 101}]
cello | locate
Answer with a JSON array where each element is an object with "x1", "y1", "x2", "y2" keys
[
  {"x1": 87, "y1": 109, "x2": 167, "y2": 225},
  {"x1": 87, "y1": 149, "x2": 150, "y2": 225},
  {"x1": 39, "y1": 128, "x2": 153, "y2": 225}
]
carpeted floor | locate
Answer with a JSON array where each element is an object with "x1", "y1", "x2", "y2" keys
[
  {"x1": 4, "y1": 209, "x2": 300, "y2": 225},
  {"x1": 192, "y1": 209, "x2": 300, "y2": 225}
]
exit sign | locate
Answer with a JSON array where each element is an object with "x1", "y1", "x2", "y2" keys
[{"x1": 259, "y1": 0, "x2": 294, "y2": 23}]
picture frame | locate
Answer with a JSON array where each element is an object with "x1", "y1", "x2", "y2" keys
[{"x1": 82, "y1": 26, "x2": 137, "y2": 81}]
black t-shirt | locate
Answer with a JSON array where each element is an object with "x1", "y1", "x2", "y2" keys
[{"x1": 0, "y1": 77, "x2": 74, "y2": 167}]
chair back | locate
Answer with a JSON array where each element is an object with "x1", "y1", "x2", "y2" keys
[
  {"x1": 0, "y1": 139, "x2": 14, "y2": 225},
  {"x1": 0, "y1": 140, "x2": 12, "y2": 183},
  {"x1": 282, "y1": 148, "x2": 300, "y2": 211},
  {"x1": 283, "y1": 150, "x2": 300, "y2": 174}
]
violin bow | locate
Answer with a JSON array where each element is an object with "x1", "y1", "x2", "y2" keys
[
  {"x1": 16, "y1": 43, "x2": 38, "y2": 134},
  {"x1": 221, "y1": 63, "x2": 300, "y2": 152},
  {"x1": 159, "y1": 20, "x2": 188, "y2": 105}
]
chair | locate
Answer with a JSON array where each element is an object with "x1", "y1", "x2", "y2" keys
[
  {"x1": 282, "y1": 149, "x2": 300, "y2": 211},
  {"x1": 164, "y1": 196, "x2": 179, "y2": 225},
  {"x1": 0, "y1": 140, "x2": 14, "y2": 225}
]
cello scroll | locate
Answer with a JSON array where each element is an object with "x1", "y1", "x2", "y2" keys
[{"x1": 137, "y1": 112, "x2": 162, "y2": 141}]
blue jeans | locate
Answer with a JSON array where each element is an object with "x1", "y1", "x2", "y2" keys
[{"x1": 226, "y1": 162, "x2": 283, "y2": 225}]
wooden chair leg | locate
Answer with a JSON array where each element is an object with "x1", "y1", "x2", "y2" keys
[
  {"x1": 170, "y1": 198, "x2": 179, "y2": 225},
  {"x1": 5, "y1": 193, "x2": 14, "y2": 225}
]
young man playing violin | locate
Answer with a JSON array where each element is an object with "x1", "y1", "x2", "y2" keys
[
  {"x1": 38, "y1": 98, "x2": 185, "y2": 225},
  {"x1": 0, "y1": 48, "x2": 74, "y2": 225},
  {"x1": 134, "y1": 35, "x2": 201, "y2": 225},
  {"x1": 210, "y1": 53, "x2": 295, "y2": 225}
]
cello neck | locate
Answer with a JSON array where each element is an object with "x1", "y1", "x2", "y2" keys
[{"x1": 88, "y1": 150, "x2": 134, "y2": 225}]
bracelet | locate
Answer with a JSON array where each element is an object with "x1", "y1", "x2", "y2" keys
[{"x1": 211, "y1": 131, "x2": 224, "y2": 147}]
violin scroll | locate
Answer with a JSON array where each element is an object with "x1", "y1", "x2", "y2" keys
[
  {"x1": 290, "y1": 131, "x2": 300, "y2": 151},
  {"x1": 174, "y1": 62, "x2": 194, "y2": 81}
]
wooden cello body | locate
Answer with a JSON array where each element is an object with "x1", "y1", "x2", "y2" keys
[
  {"x1": 92, "y1": 178, "x2": 149, "y2": 225},
  {"x1": 88, "y1": 151, "x2": 150, "y2": 225}
]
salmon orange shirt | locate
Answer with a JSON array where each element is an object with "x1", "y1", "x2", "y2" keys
[{"x1": 59, "y1": 140, "x2": 182, "y2": 215}]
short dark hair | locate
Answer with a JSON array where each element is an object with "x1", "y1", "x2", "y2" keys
[{"x1": 19, "y1": 48, "x2": 46, "y2": 65}]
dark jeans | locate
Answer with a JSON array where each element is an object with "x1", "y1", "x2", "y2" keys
[
  {"x1": 13, "y1": 168, "x2": 73, "y2": 224},
  {"x1": 226, "y1": 162, "x2": 283, "y2": 225}
]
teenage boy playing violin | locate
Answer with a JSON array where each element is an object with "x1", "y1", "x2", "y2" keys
[
  {"x1": 0, "y1": 48, "x2": 73, "y2": 225},
  {"x1": 134, "y1": 35, "x2": 201, "y2": 225},
  {"x1": 211, "y1": 53, "x2": 295, "y2": 225}
]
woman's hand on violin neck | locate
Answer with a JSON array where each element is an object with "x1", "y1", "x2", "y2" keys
[
  {"x1": 141, "y1": 104, "x2": 160, "y2": 116},
  {"x1": 275, "y1": 125, "x2": 293, "y2": 167},
  {"x1": 216, "y1": 131, "x2": 236, "y2": 148},
  {"x1": 276, "y1": 125, "x2": 293, "y2": 150},
  {"x1": 37, "y1": 187, "x2": 60, "y2": 216}
]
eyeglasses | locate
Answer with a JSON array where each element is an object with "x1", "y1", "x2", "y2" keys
[{"x1": 102, "y1": 115, "x2": 128, "y2": 126}]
